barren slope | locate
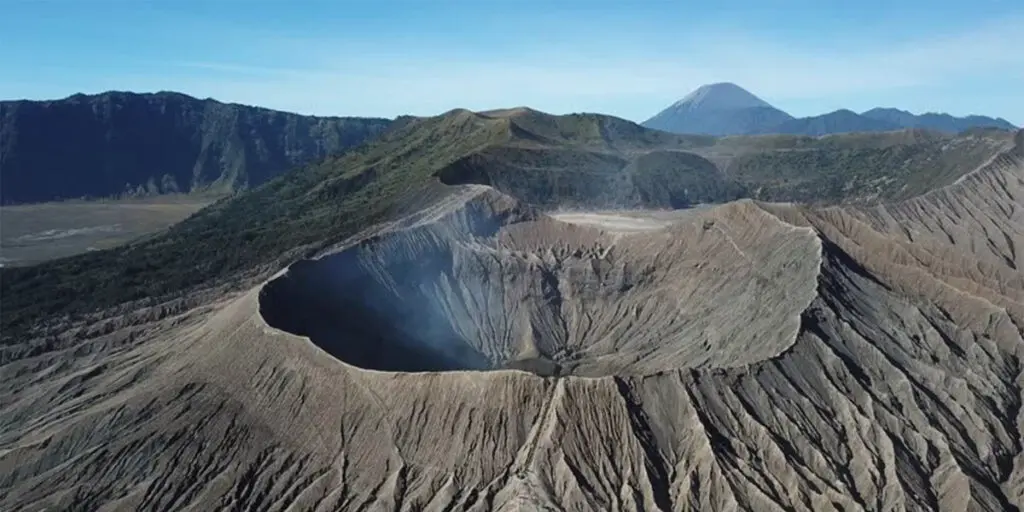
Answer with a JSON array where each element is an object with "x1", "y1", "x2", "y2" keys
[{"x1": 1, "y1": 113, "x2": 1022, "y2": 511}]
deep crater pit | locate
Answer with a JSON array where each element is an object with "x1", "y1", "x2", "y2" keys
[
  {"x1": 258, "y1": 232, "x2": 590, "y2": 377},
  {"x1": 258, "y1": 203, "x2": 820, "y2": 377}
]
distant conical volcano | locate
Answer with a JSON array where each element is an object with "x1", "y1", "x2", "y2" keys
[
  {"x1": 668, "y1": 82, "x2": 774, "y2": 111},
  {"x1": 642, "y1": 82, "x2": 793, "y2": 135},
  {"x1": 643, "y1": 83, "x2": 1018, "y2": 136}
]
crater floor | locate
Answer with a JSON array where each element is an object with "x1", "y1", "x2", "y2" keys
[{"x1": 548, "y1": 208, "x2": 705, "y2": 233}]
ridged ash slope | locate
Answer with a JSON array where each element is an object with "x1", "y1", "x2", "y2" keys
[{"x1": 1, "y1": 121, "x2": 1023, "y2": 510}]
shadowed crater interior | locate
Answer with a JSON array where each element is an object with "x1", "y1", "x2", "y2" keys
[
  {"x1": 258, "y1": 239, "x2": 568, "y2": 376},
  {"x1": 258, "y1": 195, "x2": 821, "y2": 377}
]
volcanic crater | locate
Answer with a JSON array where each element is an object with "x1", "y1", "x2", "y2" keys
[{"x1": 258, "y1": 186, "x2": 822, "y2": 377}]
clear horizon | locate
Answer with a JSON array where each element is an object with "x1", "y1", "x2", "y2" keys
[{"x1": 3, "y1": 0, "x2": 1022, "y2": 125}]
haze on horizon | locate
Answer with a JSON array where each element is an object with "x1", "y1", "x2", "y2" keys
[{"x1": 2, "y1": 0, "x2": 1022, "y2": 125}]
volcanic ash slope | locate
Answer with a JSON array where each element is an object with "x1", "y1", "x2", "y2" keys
[{"x1": 2, "y1": 142, "x2": 1024, "y2": 510}]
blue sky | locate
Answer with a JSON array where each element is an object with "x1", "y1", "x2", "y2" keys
[{"x1": 2, "y1": 0, "x2": 1022, "y2": 125}]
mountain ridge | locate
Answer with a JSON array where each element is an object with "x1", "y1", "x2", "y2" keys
[
  {"x1": 862, "y1": 106, "x2": 1017, "y2": 132},
  {"x1": 3, "y1": 87, "x2": 1015, "y2": 207},
  {"x1": 759, "y1": 108, "x2": 904, "y2": 136},
  {"x1": 0, "y1": 91, "x2": 394, "y2": 205},
  {"x1": 644, "y1": 83, "x2": 1018, "y2": 136}
]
